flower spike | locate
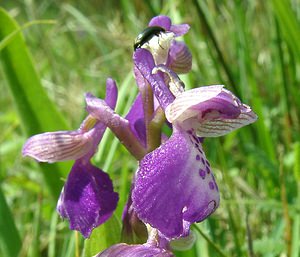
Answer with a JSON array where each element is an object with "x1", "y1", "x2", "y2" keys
[{"x1": 21, "y1": 15, "x2": 258, "y2": 254}]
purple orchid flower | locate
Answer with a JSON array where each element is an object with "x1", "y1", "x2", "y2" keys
[
  {"x1": 57, "y1": 159, "x2": 118, "y2": 238},
  {"x1": 132, "y1": 48, "x2": 257, "y2": 239},
  {"x1": 22, "y1": 79, "x2": 119, "y2": 238}
]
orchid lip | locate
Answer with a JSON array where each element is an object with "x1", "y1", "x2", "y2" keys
[
  {"x1": 57, "y1": 160, "x2": 119, "y2": 238},
  {"x1": 132, "y1": 127, "x2": 220, "y2": 239}
]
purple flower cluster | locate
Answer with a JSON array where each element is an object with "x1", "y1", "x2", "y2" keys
[{"x1": 22, "y1": 15, "x2": 257, "y2": 256}]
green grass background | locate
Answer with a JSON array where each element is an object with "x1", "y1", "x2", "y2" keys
[{"x1": 0, "y1": 0, "x2": 300, "y2": 256}]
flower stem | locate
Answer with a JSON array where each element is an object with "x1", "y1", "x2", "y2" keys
[
  {"x1": 140, "y1": 83, "x2": 155, "y2": 152},
  {"x1": 147, "y1": 107, "x2": 166, "y2": 152},
  {"x1": 193, "y1": 225, "x2": 229, "y2": 257}
]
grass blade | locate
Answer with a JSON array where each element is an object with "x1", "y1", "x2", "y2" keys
[
  {"x1": 291, "y1": 143, "x2": 300, "y2": 256},
  {"x1": 0, "y1": 186, "x2": 21, "y2": 257},
  {"x1": 193, "y1": 224, "x2": 229, "y2": 257},
  {"x1": 272, "y1": 0, "x2": 300, "y2": 60},
  {"x1": 83, "y1": 214, "x2": 121, "y2": 257},
  {"x1": 192, "y1": 0, "x2": 238, "y2": 95},
  {"x1": 0, "y1": 8, "x2": 71, "y2": 199}
]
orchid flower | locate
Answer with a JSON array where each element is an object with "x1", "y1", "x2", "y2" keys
[
  {"x1": 132, "y1": 49, "x2": 257, "y2": 239},
  {"x1": 22, "y1": 79, "x2": 120, "y2": 238}
]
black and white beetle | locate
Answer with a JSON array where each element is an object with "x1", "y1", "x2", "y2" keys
[{"x1": 134, "y1": 26, "x2": 166, "y2": 51}]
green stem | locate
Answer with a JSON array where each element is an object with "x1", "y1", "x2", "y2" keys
[
  {"x1": 275, "y1": 18, "x2": 292, "y2": 146},
  {"x1": 140, "y1": 83, "x2": 155, "y2": 152},
  {"x1": 193, "y1": 225, "x2": 229, "y2": 257},
  {"x1": 148, "y1": 107, "x2": 166, "y2": 152},
  {"x1": 279, "y1": 147, "x2": 292, "y2": 256}
]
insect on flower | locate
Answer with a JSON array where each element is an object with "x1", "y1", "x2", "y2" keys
[{"x1": 133, "y1": 26, "x2": 166, "y2": 50}]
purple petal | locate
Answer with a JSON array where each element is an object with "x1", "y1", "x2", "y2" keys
[
  {"x1": 82, "y1": 79, "x2": 118, "y2": 158},
  {"x1": 86, "y1": 92, "x2": 147, "y2": 159},
  {"x1": 125, "y1": 94, "x2": 146, "y2": 146},
  {"x1": 166, "y1": 86, "x2": 258, "y2": 137},
  {"x1": 57, "y1": 160, "x2": 118, "y2": 238},
  {"x1": 168, "y1": 41, "x2": 192, "y2": 74},
  {"x1": 166, "y1": 85, "x2": 224, "y2": 123},
  {"x1": 96, "y1": 243, "x2": 174, "y2": 257},
  {"x1": 104, "y1": 78, "x2": 118, "y2": 108},
  {"x1": 85, "y1": 93, "x2": 116, "y2": 125},
  {"x1": 23, "y1": 79, "x2": 118, "y2": 163},
  {"x1": 134, "y1": 66, "x2": 149, "y2": 91},
  {"x1": 80, "y1": 79, "x2": 117, "y2": 123},
  {"x1": 149, "y1": 15, "x2": 172, "y2": 30},
  {"x1": 133, "y1": 49, "x2": 175, "y2": 109},
  {"x1": 22, "y1": 130, "x2": 95, "y2": 162},
  {"x1": 85, "y1": 93, "x2": 130, "y2": 131},
  {"x1": 170, "y1": 24, "x2": 190, "y2": 37},
  {"x1": 132, "y1": 128, "x2": 219, "y2": 239},
  {"x1": 148, "y1": 15, "x2": 190, "y2": 37}
]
